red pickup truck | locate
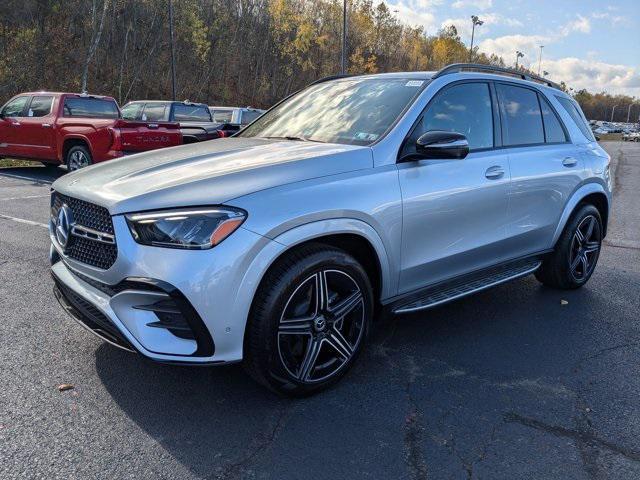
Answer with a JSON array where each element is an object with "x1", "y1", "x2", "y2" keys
[{"x1": 0, "y1": 92, "x2": 182, "y2": 170}]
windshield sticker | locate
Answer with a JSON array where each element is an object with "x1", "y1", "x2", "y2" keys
[
  {"x1": 354, "y1": 132, "x2": 379, "y2": 141},
  {"x1": 405, "y1": 80, "x2": 424, "y2": 87}
]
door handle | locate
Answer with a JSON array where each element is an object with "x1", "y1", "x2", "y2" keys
[
  {"x1": 562, "y1": 157, "x2": 578, "y2": 167},
  {"x1": 10, "y1": 121, "x2": 20, "y2": 126},
  {"x1": 485, "y1": 166, "x2": 505, "y2": 179},
  {"x1": 42, "y1": 123, "x2": 52, "y2": 128}
]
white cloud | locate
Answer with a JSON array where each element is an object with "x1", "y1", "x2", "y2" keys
[
  {"x1": 478, "y1": 34, "x2": 548, "y2": 65},
  {"x1": 383, "y1": 0, "x2": 439, "y2": 32},
  {"x1": 451, "y1": 0, "x2": 493, "y2": 10},
  {"x1": 591, "y1": 11, "x2": 630, "y2": 27},
  {"x1": 440, "y1": 13, "x2": 523, "y2": 41},
  {"x1": 542, "y1": 58, "x2": 640, "y2": 95},
  {"x1": 560, "y1": 14, "x2": 591, "y2": 35}
]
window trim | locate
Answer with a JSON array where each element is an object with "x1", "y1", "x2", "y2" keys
[
  {"x1": 397, "y1": 79, "x2": 497, "y2": 162},
  {"x1": 26, "y1": 95, "x2": 54, "y2": 118}
]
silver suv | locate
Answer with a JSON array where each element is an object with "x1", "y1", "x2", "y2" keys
[{"x1": 50, "y1": 64, "x2": 612, "y2": 396}]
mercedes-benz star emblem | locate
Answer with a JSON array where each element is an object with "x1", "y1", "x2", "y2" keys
[{"x1": 55, "y1": 204, "x2": 73, "y2": 249}]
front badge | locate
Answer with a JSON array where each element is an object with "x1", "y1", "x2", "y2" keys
[{"x1": 55, "y1": 204, "x2": 73, "y2": 250}]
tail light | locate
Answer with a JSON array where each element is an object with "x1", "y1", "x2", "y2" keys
[{"x1": 108, "y1": 127, "x2": 123, "y2": 151}]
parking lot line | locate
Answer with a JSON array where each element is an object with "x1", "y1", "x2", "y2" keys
[
  {"x1": 0, "y1": 213, "x2": 49, "y2": 229},
  {"x1": 0, "y1": 194, "x2": 50, "y2": 201},
  {"x1": 0, "y1": 172, "x2": 54, "y2": 184}
]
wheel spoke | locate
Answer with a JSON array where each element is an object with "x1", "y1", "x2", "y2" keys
[
  {"x1": 279, "y1": 317, "x2": 314, "y2": 335},
  {"x1": 575, "y1": 228, "x2": 585, "y2": 245},
  {"x1": 584, "y1": 216, "x2": 596, "y2": 242},
  {"x1": 315, "y1": 271, "x2": 330, "y2": 312},
  {"x1": 329, "y1": 290, "x2": 363, "y2": 320},
  {"x1": 298, "y1": 338, "x2": 322, "y2": 381},
  {"x1": 580, "y1": 253, "x2": 589, "y2": 274},
  {"x1": 325, "y1": 328, "x2": 354, "y2": 361},
  {"x1": 583, "y1": 241, "x2": 600, "y2": 254},
  {"x1": 570, "y1": 253, "x2": 581, "y2": 274}
]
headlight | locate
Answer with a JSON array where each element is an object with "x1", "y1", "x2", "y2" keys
[{"x1": 125, "y1": 207, "x2": 246, "y2": 249}]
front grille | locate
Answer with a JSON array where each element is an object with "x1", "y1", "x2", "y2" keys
[{"x1": 52, "y1": 192, "x2": 117, "y2": 269}]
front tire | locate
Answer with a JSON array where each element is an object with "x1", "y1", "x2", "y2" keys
[
  {"x1": 66, "y1": 145, "x2": 92, "y2": 171},
  {"x1": 535, "y1": 204, "x2": 603, "y2": 289},
  {"x1": 243, "y1": 244, "x2": 374, "y2": 396}
]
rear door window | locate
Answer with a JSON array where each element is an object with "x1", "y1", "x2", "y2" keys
[
  {"x1": 539, "y1": 95, "x2": 567, "y2": 143},
  {"x1": 142, "y1": 103, "x2": 168, "y2": 122},
  {"x1": 556, "y1": 96, "x2": 596, "y2": 142},
  {"x1": 496, "y1": 84, "x2": 544, "y2": 146},
  {"x1": 2, "y1": 96, "x2": 29, "y2": 117},
  {"x1": 63, "y1": 97, "x2": 119, "y2": 118},
  {"x1": 27, "y1": 96, "x2": 54, "y2": 117}
]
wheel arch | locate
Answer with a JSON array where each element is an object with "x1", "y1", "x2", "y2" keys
[
  {"x1": 61, "y1": 136, "x2": 92, "y2": 163},
  {"x1": 552, "y1": 183, "x2": 610, "y2": 245}
]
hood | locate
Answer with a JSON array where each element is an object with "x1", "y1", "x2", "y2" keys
[{"x1": 52, "y1": 138, "x2": 373, "y2": 214}]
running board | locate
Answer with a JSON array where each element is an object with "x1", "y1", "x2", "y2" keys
[{"x1": 392, "y1": 259, "x2": 541, "y2": 314}]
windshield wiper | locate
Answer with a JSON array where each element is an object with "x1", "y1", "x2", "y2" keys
[{"x1": 262, "y1": 136, "x2": 324, "y2": 143}]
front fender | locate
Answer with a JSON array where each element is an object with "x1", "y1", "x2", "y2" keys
[{"x1": 551, "y1": 182, "x2": 610, "y2": 245}]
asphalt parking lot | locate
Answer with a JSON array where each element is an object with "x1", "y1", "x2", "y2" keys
[{"x1": 1, "y1": 141, "x2": 639, "y2": 480}]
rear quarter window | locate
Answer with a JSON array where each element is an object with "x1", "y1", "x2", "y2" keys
[
  {"x1": 556, "y1": 96, "x2": 596, "y2": 142},
  {"x1": 63, "y1": 97, "x2": 119, "y2": 119}
]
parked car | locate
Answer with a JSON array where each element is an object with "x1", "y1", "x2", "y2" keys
[
  {"x1": 50, "y1": 64, "x2": 611, "y2": 396},
  {"x1": 209, "y1": 106, "x2": 265, "y2": 126},
  {"x1": 623, "y1": 131, "x2": 640, "y2": 141},
  {"x1": 0, "y1": 93, "x2": 182, "y2": 170},
  {"x1": 121, "y1": 100, "x2": 225, "y2": 144}
]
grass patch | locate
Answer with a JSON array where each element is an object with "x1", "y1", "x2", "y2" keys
[{"x1": 0, "y1": 158, "x2": 34, "y2": 168}]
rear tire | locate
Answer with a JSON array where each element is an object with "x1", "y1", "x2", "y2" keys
[
  {"x1": 535, "y1": 204, "x2": 602, "y2": 289},
  {"x1": 243, "y1": 243, "x2": 374, "y2": 397},
  {"x1": 66, "y1": 145, "x2": 92, "y2": 171}
]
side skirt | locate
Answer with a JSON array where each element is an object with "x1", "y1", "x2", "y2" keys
[{"x1": 388, "y1": 253, "x2": 549, "y2": 315}]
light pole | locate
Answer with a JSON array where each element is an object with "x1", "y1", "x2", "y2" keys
[
  {"x1": 610, "y1": 104, "x2": 618, "y2": 122},
  {"x1": 626, "y1": 103, "x2": 638, "y2": 123},
  {"x1": 341, "y1": 0, "x2": 347, "y2": 75},
  {"x1": 515, "y1": 51, "x2": 524, "y2": 69},
  {"x1": 469, "y1": 15, "x2": 484, "y2": 62},
  {"x1": 168, "y1": 0, "x2": 177, "y2": 100},
  {"x1": 537, "y1": 45, "x2": 544, "y2": 76}
]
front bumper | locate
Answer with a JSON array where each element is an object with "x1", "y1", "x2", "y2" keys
[{"x1": 50, "y1": 214, "x2": 273, "y2": 364}]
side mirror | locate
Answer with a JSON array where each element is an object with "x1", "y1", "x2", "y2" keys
[{"x1": 414, "y1": 130, "x2": 469, "y2": 160}]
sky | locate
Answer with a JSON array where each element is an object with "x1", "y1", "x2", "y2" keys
[{"x1": 383, "y1": 0, "x2": 640, "y2": 96}]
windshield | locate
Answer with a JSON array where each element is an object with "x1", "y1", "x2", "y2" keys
[
  {"x1": 238, "y1": 77, "x2": 426, "y2": 145},
  {"x1": 211, "y1": 109, "x2": 233, "y2": 123}
]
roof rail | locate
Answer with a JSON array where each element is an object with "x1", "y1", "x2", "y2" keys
[{"x1": 433, "y1": 63, "x2": 562, "y2": 90}]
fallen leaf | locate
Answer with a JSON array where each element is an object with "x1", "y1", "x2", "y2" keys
[
  {"x1": 560, "y1": 299, "x2": 569, "y2": 306},
  {"x1": 57, "y1": 384, "x2": 74, "y2": 392}
]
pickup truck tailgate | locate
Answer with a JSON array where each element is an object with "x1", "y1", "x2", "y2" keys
[{"x1": 116, "y1": 120, "x2": 182, "y2": 152}]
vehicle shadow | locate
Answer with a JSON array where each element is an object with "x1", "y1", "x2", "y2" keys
[
  {"x1": 0, "y1": 165, "x2": 66, "y2": 184},
  {"x1": 93, "y1": 275, "x2": 605, "y2": 478}
]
